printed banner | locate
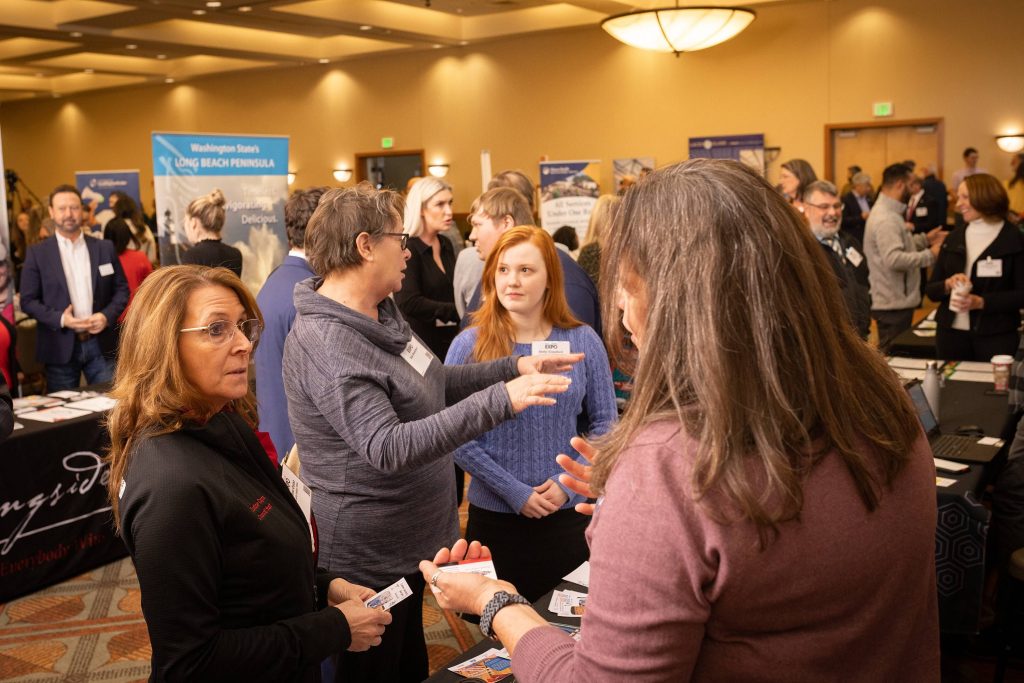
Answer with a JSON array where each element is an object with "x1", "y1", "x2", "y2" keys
[
  {"x1": 74, "y1": 169, "x2": 141, "y2": 231},
  {"x1": 688, "y1": 134, "x2": 765, "y2": 174},
  {"x1": 539, "y1": 160, "x2": 601, "y2": 243},
  {"x1": 613, "y1": 157, "x2": 655, "y2": 194},
  {"x1": 152, "y1": 132, "x2": 289, "y2": 293},
  {"x1": 0, "y1": 127, "x2": 11, "y2": 315}
]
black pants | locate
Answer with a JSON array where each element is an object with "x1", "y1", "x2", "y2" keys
[
  {"x1": 872, "y1": 308, "x2": 915, "y2": 354},
  {"x1": 466, "y1": 504, "x2": 589, "y2": 603},
  {"x1": 935, "y1": 327, "x2": 1020, "y2": 362},
  {"x1": 333, "y1": 572, "x2": 427, "y2": 683}
]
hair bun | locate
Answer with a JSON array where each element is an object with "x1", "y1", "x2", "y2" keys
[{"x1": 209, "y1": 188, "x2": 226, "y2": 206}]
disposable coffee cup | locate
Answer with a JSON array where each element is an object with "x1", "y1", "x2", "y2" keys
[
  {"x1": 991, "y1": 354, "x2": 1013, "y2": 392},
  {"x1": 950, "y1": 281, "x2": 972, "y2": 312}
]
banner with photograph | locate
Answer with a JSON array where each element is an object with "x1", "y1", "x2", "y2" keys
[
  {"x1": 151, "y1": 132, "x2": 288, "y2": 292},
  {"x1": 613, "y1": 157, "x2": 655, "y2": 194},
  {"x1": 539, "y1": 160, "x2": 601, "y2": 243},
  {"x1": 688, "y1": 134, "x2": 765, "y2": 174},
  {"x1": 74, "y1": 169, "x2": 141, "y2": 230}
]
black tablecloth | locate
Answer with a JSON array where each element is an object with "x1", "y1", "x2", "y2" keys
[
  {"x1": 426, "y1": 580, "x2": 586, "y2": 682},
  {"x1": 890, "y1": 322, "x2": 938, "y2": 359},
  {"x1": 0, "y1": 396, "x2": 126, "y2": 602},
  {"x1": 932, "y1": 379, "x2": 1009, "y2": 634}
]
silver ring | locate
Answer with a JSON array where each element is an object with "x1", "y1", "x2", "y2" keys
[{"x1": 430, "y1": 571, "x2": 442, "y2": 587}]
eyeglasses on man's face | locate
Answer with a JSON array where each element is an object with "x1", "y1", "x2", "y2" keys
[
  {"x1": 179, "y1": 318, "x2": 263, "y2": 346},
  {"x1": 380, "y1": 232, "x2": 409, "y2": 250},
  {"x1": 804, "y1": 201, "x2": 843, "y2": 212}
]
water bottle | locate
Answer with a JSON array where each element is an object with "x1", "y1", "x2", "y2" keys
[{"x1": 924, "y1": 361, "x2": 941, "y2": 421}]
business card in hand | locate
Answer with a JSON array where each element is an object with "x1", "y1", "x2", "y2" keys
[
  {"x1": 364, "y1": 577, "x2": 413, "y2": 610},
  {"x1": 439, "y1": 558, "x2": 498, "y2": 580}
]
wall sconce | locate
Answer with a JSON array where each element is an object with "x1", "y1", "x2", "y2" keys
[
  {"x1": 333, "y1": 168, "x2": 353, "y2": 182},
  {"x1": 427, "y1": 163, "x2": 450, "y2": 178},
  {"x1": 996, "y1": 134, "x2": 1024, "y2": 154},
  {"x1": 287, "y1": 171, "x2": 296, "y2": 185}
]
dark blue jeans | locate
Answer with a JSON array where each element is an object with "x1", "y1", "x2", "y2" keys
[{"x1": 45, "y1": 337, "x2": 113, "y2": 391}]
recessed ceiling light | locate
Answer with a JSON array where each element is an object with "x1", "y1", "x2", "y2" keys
[
  {"x1": 125, "y1": 44, "x2": 138, "y2": 50},
  {"x1": 238, "y1": 6, "x2": 253, "y2": 12},
  {"x1": 459, "y1": 40, "x2": 469, "y2": 46},
  {"x1": 157, "y1": 54, "x2": 167, "y2": 60},
  {"x1": 84, "y1": 68, "x2": 94, "y2": 74},
  {"x1": 206, "y1": 1, "x2": 222, "y2": 6},
  {"x1": 52, "y1": 93, "x2": 61, "y2": 98},
  {"x1": 359, "y1": 25, "x2": 372, "y2": 31},
  {"x1": 35, "y1": 72, "x2": 44, "y2": 77},
  {"x1": 432, "y1": 44, "x2": 442, "y2": 49},
  {"x1": 70, "y1": 31, "x2": 83, "y2": 38},
  {"x1": 318, "y1": 58, "x2": 330, "y2": 64},
  {"x1": 165, "y1": 77, "x2": 175, "y2": 84},
  {"x1": 192, "y1": 9, "x2": 206, "y2": 15}
]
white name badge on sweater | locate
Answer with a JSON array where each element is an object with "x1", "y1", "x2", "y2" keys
[
  {"x1": 281, "y1": 465, "x2": 315, "y2": 551},
  {"x1": 531, "y1": 340, "x2": 570, "y2": 356},
  {"x1": 845, "y1": 246, "x2": 864, "y2": 268},
  {"x1": 401, "y1": 337, "x2": 433, "y2": 376},
  {"x1": 977, "y1": 258, "x2": 1003, "y2": 278},
  {"x1": 98, "y1": 263, "x2": 114, "y2": 276},
  {"x1": 915, "y1": 207, "x2": 929, "y2": 217}
]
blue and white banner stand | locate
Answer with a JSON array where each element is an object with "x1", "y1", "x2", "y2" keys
[
  {"x1": 539, "y1": 160, "x2": 601, "y2": 243},
  {"x1": 74, "y1": 169, "x2": 141, "y2": 230},
  {"x1": 688, "y1": 134, "x2": 765, "y2": 174},
  {"x1": 151, "y1": 132, "x2": 289, "y2": 292}
]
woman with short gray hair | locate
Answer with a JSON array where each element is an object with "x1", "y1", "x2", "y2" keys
[{"x1": 282, "y1": 182, "x2": 582, "y2": 682}]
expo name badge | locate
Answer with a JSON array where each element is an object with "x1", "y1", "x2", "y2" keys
[
  {"x1": 401, "y1": 337, "x2": 433, "y2": 376},
  {"x1": 531, "y1": 340, "x2": 570, "y2": 356}
]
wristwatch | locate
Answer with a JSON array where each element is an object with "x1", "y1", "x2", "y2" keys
[{"x1": 479, "y1": 590, "x2": 530, "y2": 639}]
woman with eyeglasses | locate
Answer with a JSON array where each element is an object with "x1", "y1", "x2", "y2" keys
[
  {"x1": 282, "y1": 184, "x2": 581, "y2": 682},
  {"x1": 107, "y1": 265, "x2": 392, "y2": 682}
]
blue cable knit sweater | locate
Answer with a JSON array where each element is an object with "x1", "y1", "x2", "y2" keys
[{"x1": 445, "y1": 325, "x2": 617, "y2": 514}]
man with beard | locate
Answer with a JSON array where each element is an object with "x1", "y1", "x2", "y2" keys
[
  {"x1": 863, "y1": 164, "x2": 945, "y2": 352},
  {"x1": 21, "y1": 184, "x2": 128, "y2": 390},
  {"x1": 803, "y1": 180, "x2": 871, "y2": 339}
]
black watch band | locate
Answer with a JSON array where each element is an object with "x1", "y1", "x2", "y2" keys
[{"x1": 479, "y1": 590, "x2": 530, "y2": 639}]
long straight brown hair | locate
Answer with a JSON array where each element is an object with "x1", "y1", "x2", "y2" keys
[
  {"x1": 105, "y1": 265, "x2": 262, "y2": 530},
  {"x1": 594, "y1": 159, "x2": 921, "y2": 546},
  {"x1": 469, "y1": 226, "x2": 581, "y2": 361}
]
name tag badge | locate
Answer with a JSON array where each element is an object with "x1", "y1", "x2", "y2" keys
[
  {"x1": 977, "y1": 257, "x2": 1003, "y2": 278},
  {"x1": 401, "y1": 337, "x2": 433, "y2": 376},
  {"x1": 531, "y1": 340, "x2": 571, "y2": 356},
  {"x1": 98, "y1": 263, "x2": 114, "y2": 276},
  {"x1": 845, "y1": 246, "x2": 864, "y2": 268},
  {"x1": 281, "y1": 465, "x2": 315, "y2": 551},
  {"x1": 915, "y1": 207, "x2": 928, "y2": 217}
]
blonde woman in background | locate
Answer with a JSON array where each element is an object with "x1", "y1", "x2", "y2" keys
[
  {"x1": 180, "y1": 188, "x2": 242, "y2": 277},
  {"x1": 576, "y1": 194, "x2": 620, "y2": 288}
]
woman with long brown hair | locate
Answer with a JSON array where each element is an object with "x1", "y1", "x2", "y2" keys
[
  {"x1": 106, "y1": 265, "x2": 391, "y2": 681},
  {"x1": 445, "y1": 226, "x2": 616, "y2": 601},
  {"x1": 419, "y1": 159, "x2": 939, "y2": 680}
]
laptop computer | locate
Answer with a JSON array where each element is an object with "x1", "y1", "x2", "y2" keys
[{"x1": 905, "y1": 380, "x2": 1003, "y2": 463}]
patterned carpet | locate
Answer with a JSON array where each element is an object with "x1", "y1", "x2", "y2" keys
[{"x1": 0, "y1": 498, "x2": 482, "y2": 682}]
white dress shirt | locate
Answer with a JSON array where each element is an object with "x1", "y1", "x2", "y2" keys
[{"x1": 56, "y1": 231, "x2": 93, "y2": 325}]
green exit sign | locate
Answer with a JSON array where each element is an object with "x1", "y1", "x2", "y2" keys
[
  {"x1": 381, "y1": 137, "x2": 394, "y2": 149},
  {"x1": 873, "y1": 101, "x2": 893, "y2": 117}
]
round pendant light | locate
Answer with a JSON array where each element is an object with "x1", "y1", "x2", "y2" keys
[{"x1": 602, "y1": 5, "x2": 756, "y2": 55}]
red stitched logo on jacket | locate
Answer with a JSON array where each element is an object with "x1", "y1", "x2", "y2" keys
[{"x1": 249, "y1": 495, "x2": 272, "y2": 521}]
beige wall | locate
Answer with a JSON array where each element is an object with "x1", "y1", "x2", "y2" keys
[{"x1": 2, "y1": 0, "x2": 1022, "y2": 211}]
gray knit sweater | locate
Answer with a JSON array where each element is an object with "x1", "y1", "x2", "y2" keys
[{"x1": 282, "y1": 278, "x2": 518, "y2": 587}]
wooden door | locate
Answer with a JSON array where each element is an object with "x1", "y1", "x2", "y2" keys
[{"x1": 826, "y1": 119, "x2": 944, "y2": 190}]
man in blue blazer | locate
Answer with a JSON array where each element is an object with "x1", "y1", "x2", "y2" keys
[
  {"x1": 21, "y1": 184, "x2": 129, "y2": 391},
  {"x1": 254, "y1": 186, "x2": 324, "y2": 460}
]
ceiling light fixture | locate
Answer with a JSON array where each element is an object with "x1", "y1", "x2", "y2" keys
[
  {"x1": 126, "y1": 44, "x2": 138, "y2": 50},
  {"x1": 333, "y1": 168, "x2": 353, "y2": 182},
  {"x1": 206, "y1": 1, "x2": 222, "y2": 7},
  {"x1": 601, "y1": 4, "x2": 755, "y2": 56},
  {"x1": 193, "y1": 9, "x2": 206, "y2": 16},
  {"x1": 157, "y1": 54, "x2": 167, "y2": 60},
  {"x1": 996, "y1": 134, "x2": 1024, "y2": 154},
  {"x1": 432, "y1": 44, "x2": 443, "y2": 49},
  {"x1": 359, "y1": 25, "x2": 372, "y2": 31},
  {"x1": 427, "y1": 163, "x2": 450, "y2": 178},
  {"x1": 165, "y1": 77, "x2": 175, "y2": 83},
  {"x1": 70, "y1": 31, "x2": 83, "y2": 38},
  {"x1": 84, "y1": 68, "x2": 94, "y2": 74},
  {"x1": 318, "y1": 58, "x2": 330, "y2": 64},
  {"x1": 238, "y1": 6, "x2": 253, "y2": 12}
]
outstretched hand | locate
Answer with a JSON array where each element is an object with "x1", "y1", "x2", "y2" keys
[
  {"x1": 419, "y1": 539, "x2": 515, "y2": 615},
  {"x1": 505, "y1": 374, "x2": 571, "y2": 413},
  {"x1": 557, "y1": 436, "x2": 597, "y2": 515},
  {"x1": 518, "y1": 353, "x2": 584, "y2": 376}
]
